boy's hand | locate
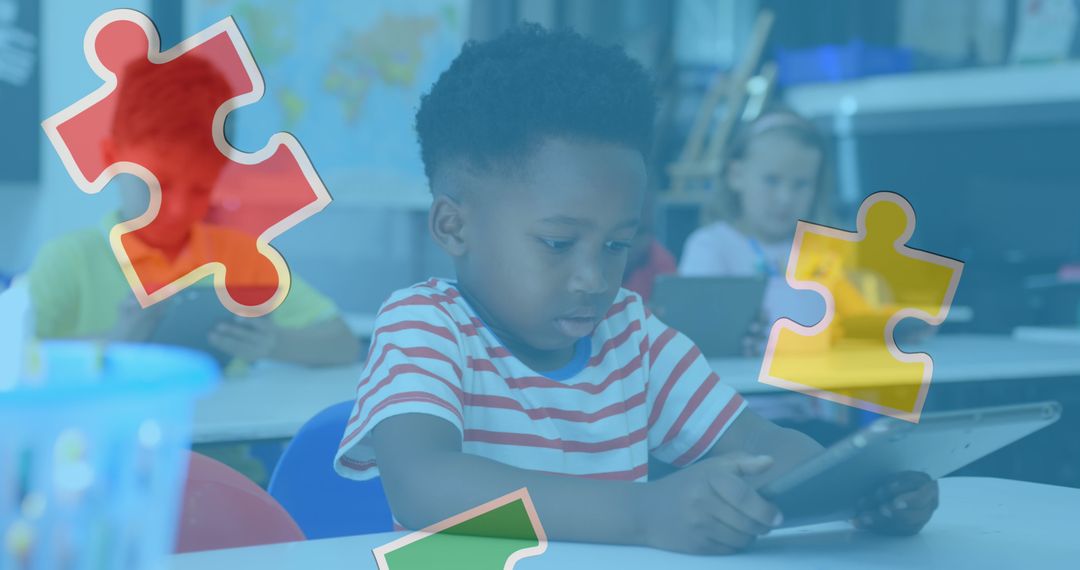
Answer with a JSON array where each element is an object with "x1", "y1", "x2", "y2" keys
[
  {"x1": 853, "y1": 471, "x2": 938, "y2": 536},
  {"x1": 109, "y1": 296, "x2": 167, "y2": 342},
  {"x1": 638, "y1": 453, "x2": 782, "y2": 555},
  {"x1": 208, "y1": 318, "x2": 279, "y2": 362}
]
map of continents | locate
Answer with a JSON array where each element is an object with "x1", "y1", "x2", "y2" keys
[{"x1": 185, "y1": 0, "x2": 467, "y2": 198}]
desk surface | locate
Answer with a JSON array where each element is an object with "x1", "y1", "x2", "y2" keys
[
  {"x1": 191, "y1": 334, "x2": 1080, "y2": 444},
  {"x1": 711, "y1": 333, "x2": 1080, "y2": 393},
  {"x1": 170, "y1": 477, "x2": 1080, "y2": 569},
  {"x1": 191, "y1": 363, "x2": 363, "y2": 444}
]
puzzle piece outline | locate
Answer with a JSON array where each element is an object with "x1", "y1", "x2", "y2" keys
[
  {"x1": 372, "y1": 488, "x2": 548, "y2": 570},
  {"x1": 758, "y1": 191, "x2": 964, "y2": 422},
  {"x1": 41, "y1": 8, "x2": 332, "y2": 318}
]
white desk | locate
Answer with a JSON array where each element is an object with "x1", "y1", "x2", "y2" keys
[
  {"x1": 191, "y1": 335, "x2": 1080, "y2": 444},
  {"x1": 709, "y1": 334, "x2": 1080, "y2": 394},
  {"x1": 191, "y1": 363, "x2": 362, "y2": 444},
  {"x1": 170, "y1": 477, "x2": 1080, "y2": 569}
]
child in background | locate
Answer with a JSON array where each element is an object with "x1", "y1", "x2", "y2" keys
[
  {"x1": 679, "y1": 110, "x2": 843, "y2": 439},
  {"x1": 28, "y1": 53, "x2": 360, "y2": 485},
  {"x1": 335, "y1": 25, "x2": 936, "y2": 554},
  {"x1": 680, "y1": 110, "x2": 828, "y2": 328},
  {"x1": 28, "y1": 53, "x2": 359, "y2": 368}
]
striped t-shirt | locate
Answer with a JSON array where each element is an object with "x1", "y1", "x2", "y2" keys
[{"x1": 335, "y1": 278, "x2": 746, "y2": 482}]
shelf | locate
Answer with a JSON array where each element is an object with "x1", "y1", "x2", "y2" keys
[{"x1": 784, "y1": 62, "x2": 1080, "y2": 133}]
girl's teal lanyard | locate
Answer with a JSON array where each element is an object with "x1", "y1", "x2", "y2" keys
[{"x1": 747, "y1": 237, "x2": 780, "y2": 278}]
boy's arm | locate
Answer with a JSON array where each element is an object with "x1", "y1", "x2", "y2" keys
[
  {"x1": 373, "y1": 414, "x2": 642, "y2": 543},
  {"x1": 371, "y1": 413, "x2": 782, "y2": 554},
  {"x1": 27, "y1": 239, "x2": 82, "y2": 339},
  {"x1": 207, "y1": 272, "x2": 361, "y2": 366},
  {"x1": 268, "y1": 316, "x2": 361, "y2": 366},
  {"x1": 704, "y1": 407, "x2": 824, "y2": 487},
  {"x1": 209, "y1": 315, "x2": 361, "y2": 366}
]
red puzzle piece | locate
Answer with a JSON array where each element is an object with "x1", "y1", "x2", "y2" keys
[{"x1": 42, "y1": 9, "x2": 331, "y2": 317}]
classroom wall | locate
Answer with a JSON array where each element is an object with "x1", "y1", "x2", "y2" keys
[
  {"x1": 17, "y1": 0, "x2": 1074, "y2": 321},
  {"x1": 4, "y1": 0, "x2": 140, "y2": 275},
  {"x1": 0, "y1": 183, "x2": 37, "y2": 275},
  {"x1": 272, "y1": 205, "x2": 455, "y2": 313}
]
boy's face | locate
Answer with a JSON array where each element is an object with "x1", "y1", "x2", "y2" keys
[
  {"x1": 111, "y1": 140, "x2": 224, "y2": 251},
  {"x1": 729, "y1": 132, "x2": 821, "y2": 242},
  {"x1": 438, "y1": 138, "x2": 645, "y2": 362}
]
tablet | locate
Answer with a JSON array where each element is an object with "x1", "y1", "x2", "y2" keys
[
  {"x1": 147, "y1": 287, "x2": 237, "y2": 367},
  {"x1": 758, "y1": 401, "x2": 1062, "y2": 527},
  {"x1": 649, "y1": 276, "x2": 766, "y2": 357}
]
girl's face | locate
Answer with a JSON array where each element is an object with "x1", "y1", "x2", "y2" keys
[{"x1": 728, "y1": 131, "x2": 822, "y2": 242}]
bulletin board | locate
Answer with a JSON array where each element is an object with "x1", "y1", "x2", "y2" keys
[{"x1": 0, "y1": 0, "x2": 39, "y2": 183}]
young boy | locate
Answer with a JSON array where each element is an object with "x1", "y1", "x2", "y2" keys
[
  {"x1": 335, "y1": 24, "x2": 937, "y2": 554},
  {"x1": 29, "y1": 53, "x2": 359, "y2": 367}
]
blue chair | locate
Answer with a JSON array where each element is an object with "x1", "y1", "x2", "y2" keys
[{"x1": 268, "y1": 400, "x2": 394, "y2": 538}]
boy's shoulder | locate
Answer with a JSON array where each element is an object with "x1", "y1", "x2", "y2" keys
[
  {"x1": 375, "y1": 278, "x2": 469, "y2": 325},
  {"x1": 374, "y1": 280, "x2": 651, "y2": 339},
  {"x1": 33, "y1": 227, "x2": 109, "y2": 269},
  {"x1": 606, "y1": 287, "x2": 648, "y2": 320},
  {"x1": 382, "y1": 277, "x2": 459, "y2": 303},
  {"x1": 595, "y1": 288, "x2": 653, "y2": 343}
]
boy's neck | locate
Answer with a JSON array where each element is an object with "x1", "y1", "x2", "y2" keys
[
  {"x1": 508, "y1": 340, "x2": 577, "y2": 374},
  {"x1": 453, "y1": 279, "x2": 577, "y2": 373}
]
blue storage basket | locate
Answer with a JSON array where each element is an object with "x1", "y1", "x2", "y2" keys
[
  {"x1": 776, "y1": 40, "x2": 913, "y2": 86},
  {"x1": 0, "y1": 341, "x2": 218, "y2": 569}
]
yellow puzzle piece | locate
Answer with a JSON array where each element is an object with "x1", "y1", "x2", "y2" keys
[{"x1": 759, "y1": 192, "x2": 963, "y2": 422}]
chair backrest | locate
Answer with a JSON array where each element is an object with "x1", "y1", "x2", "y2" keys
[
  {"x1": 268, "y1": 400, "x2": 393, "y2": 539},
  {"x1": 176, "y1": 452, "x2": 305, "y2": 553}
]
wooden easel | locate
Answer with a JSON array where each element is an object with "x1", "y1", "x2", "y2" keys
[{"x1": 666, "y1": 10, "x2": 777, "y2": 197}]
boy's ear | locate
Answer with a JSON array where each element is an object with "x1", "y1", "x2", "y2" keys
[{"x1": 429, "y1": 193, "x2": 468, "y2": 257}]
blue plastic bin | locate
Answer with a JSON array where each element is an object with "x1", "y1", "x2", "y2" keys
[
  {"x1": 776, "y1": 40, "x2": 913, "y2": 86},
  {"x1": 0, "y1": 341, "x2": 218, "y2": 569}
]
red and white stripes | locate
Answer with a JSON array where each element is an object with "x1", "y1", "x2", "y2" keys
[{"x1": 335, "y1": 279, "x2": 746, "y2": 482}]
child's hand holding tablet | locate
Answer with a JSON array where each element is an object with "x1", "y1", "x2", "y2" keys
[
  {"x1": 638, "y1": 453, "x2": 783, "y2": 554},
  {"x1": 756, "y1": 402, "x2": 1059, "y2": 531},
  {"x1": 207, "y1": 317, "x2": 279, "y2": 363},
  {"x1": 853, "y1": 471, "x2": 939, "y2": 536},
  {"x1": 110, "y1": 295, "x2": 169, "y2": 343}
]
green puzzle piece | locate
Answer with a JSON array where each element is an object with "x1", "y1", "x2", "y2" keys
[{"x1": 375, "y1": 492, "x2": 545, "y2": 570}]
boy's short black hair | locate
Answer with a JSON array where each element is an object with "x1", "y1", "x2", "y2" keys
[{"x1": 416, "y1": 23, "x2": 657, "y2": 185}]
